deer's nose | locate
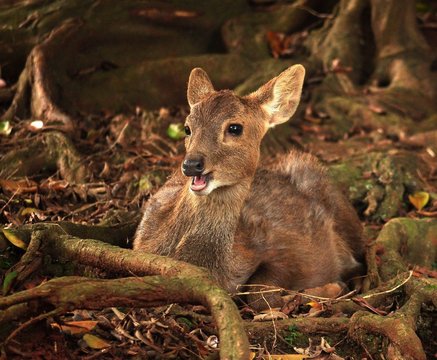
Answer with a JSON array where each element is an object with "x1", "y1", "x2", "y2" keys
[{"x1": 182, "y1": 156, "x2": 205, "y2": 177}]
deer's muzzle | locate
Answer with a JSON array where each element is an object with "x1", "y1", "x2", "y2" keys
[{"x1": 182, "y1": 155, "x2": 205, "y2": 177}]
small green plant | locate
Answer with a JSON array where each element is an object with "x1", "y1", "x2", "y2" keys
[{"x1": 284, "y1": 325, "x2": 300, "y2": 346}]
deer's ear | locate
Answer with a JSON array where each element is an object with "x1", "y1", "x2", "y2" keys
[
  {"x1": 187, "y1": 68, "x2": 215, "y2": 107},
  {"x1": 249, "y1": 64, "x2": 305, "y2": 128}
]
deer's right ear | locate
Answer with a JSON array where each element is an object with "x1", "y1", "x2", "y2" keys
[
  {"x1": 249, "y1": 64, "x2": 305, "y2": 128},
  {"x1": 187, "y1": 68, "x2": 215, "y2": 107}
]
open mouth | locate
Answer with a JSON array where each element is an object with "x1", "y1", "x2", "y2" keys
[{"x1": 190, "y1": 174, "x2": 210, "y2": 192}]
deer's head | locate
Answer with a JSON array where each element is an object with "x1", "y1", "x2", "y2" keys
[{"x1": 182, "y1": 65, "x2": 305, "y2": 195}]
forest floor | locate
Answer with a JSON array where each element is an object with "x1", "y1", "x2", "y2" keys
[
  {"x1": 0, "y1": 0, "x2": 437, "y2": 358},
  {"x1": 1, "y1": 99, "x2": 436, "y2": 359}
]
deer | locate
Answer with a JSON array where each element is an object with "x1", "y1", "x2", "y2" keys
[{"x1": 133, "y1": 64, "x2": 366, "y2": 309}]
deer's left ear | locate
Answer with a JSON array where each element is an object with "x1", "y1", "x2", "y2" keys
[
  {"x1": 187, "y1": 68, "x2": 215, "y2": 107},
  {"x1": 248, "y1": 64, "x2": 305, "y2": 127}
]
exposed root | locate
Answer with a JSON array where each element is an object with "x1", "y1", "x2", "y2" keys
[
  {"x1": 0, "y1": 84, "x2": 16, "y2": 104},
  {"x1": 3, "y1": 231, "x2": 43, "y2": 294},
  {"x1": 0, "y1": 227, "x2": 250, "y2": 360},
  {"x1": 0, "y1": 131, "x2": 89, "y2": 184},
  {"x1": 306, "y1": 0, "x2": 437, "y2": 138},
  {"x1": 349, "y1": 310, "x2": 426, "y2": 360},
  {"x1": 2, "y1": 218, "x2": 436, "y2": 359},
  {"x1": 1, "y1": 20, "x2": 80, "y2": 131}
]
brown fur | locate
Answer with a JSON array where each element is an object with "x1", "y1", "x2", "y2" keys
[{"x1": 133, "y1": 65, "x2": 365, "y2": 309}]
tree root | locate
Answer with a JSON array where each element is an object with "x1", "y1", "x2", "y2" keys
[
  {"x1": 2, "y1": 217, "x2": 436, "y2": 358},
  {"x1": 328, "y1": 150, "x2": 429, "y2": 221},
  {"x1": 0, "y1": 131, "x2": 89, "y2": 184},
  {"x1": 306, "y1": 0, "x2": 437, "y2": 138},
  {"x1": 0, "y1": 226, "x2": 250, "y2": 360},
  {"x1": 1, "y1": 20, "x2": 80, "y2": 132}
]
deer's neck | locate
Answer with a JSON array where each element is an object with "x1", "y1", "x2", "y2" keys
[{"x1": 173, "y1": 180, "x2": 251, "y2": 277}]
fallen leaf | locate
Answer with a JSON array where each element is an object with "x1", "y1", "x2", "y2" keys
[
  {"x1": 138, "y1": 175, "x2": 153, "y2": 193},
  {"x1": 410, "y1": 265, "x2": 437, "y2": 278},
  {"x1": 250, "y1": 353, "x2": 307, "y2": 359},
  {"x1": 2, "y1": 271, "x2": 18, "y2": 295},
  {"x1": 305, "y1": 301, "x2": 323, "y2": 310},
  {"x1": 408, "y1": 191, "x2": 430, "y2": 211},
  {"x1": 83, "y1": 334, "x2": 111, "y2": 349},
  {"x1": 2, "y1": 228, "x2": 28, "y2": 250},
  {"x1": 294, "y1": 337, "x2": 343, "y2": 359},
  {"x1": 266, "y1": 31, "x2": 284, "y2": 59},
  {"x1": 166, "y1": 123, "x2": 185, "y2": 140},
  {"x1": 20, "y1": 207, "x2": 42, "y2": 216},
  {"x1": 0, "y1": 120, "x2": 12, "y2": 136},
  {"x1": 29, "y1": 120, "x2": 44, "y2": 130},
  {"x1": 206, "y1": 335, "x2": 219, "y2": 348},
  {"x1": 52, "y1": 320, "x2": 98, "y2": 335},
  {"x1": 253, "y1": 310, "x2": 288, "y2": 321},
  {"x1": 368, "y1": 103, "x2": 386, "y2": 114},
  {"x1": 0, "y1": 179, "x2": 38, "y2": 194}
]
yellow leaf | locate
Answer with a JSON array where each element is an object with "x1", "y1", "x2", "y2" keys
[
  {"x1": 409, "y1": 191, "x2": 430, "y2": 211},
  {"x1": 83, "y1": 334, "x2": 111, "y2": 349},
  {"x1": 20, "y1": 207, "x2": 40, "y2": 216},
  {"x1": 305, "y1": 301, "x2": 322, "y2": 309},
  {"x1": 51, "y1": 320, "x2": 98, "y2": 335},
  {"x1": 2, "y1": 228, "x2": 28, "y2": 250}
]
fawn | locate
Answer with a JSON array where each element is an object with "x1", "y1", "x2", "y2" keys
[{"x1": 133, "y1": 65, "x2": 365, "y2": 309}]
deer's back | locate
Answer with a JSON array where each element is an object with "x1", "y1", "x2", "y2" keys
[{"x1": 238, "y1": 150, "x2": 364, "y2": 289}]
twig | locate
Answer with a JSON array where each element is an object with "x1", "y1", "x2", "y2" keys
[
  {"x1": 294, "y1": 4, "x2": 333, "y2": 19},
  {"x1": 234, "y1": 288, "x2": 283, "y2": 296},
  {"x1": 361, "y1": 271, "x2": 413, "y2": 299},
  {"x1": 0, "y1": 187, "x2": 20, "y2": 214},
  {"x1": 4, "y1": 308, "x2": 62, "y2": 345},
  {"x1": 235, "y1": 272, "x2": 413, "y2": 305},
  {"x1": 260, "y1": 292, "x2": 279, "y2": 352}
]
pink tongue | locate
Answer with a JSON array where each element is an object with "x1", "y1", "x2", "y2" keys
[
  {"x1": 191, "y1": 175, "x2": 207, "y2": 191},
  {"x1": 193, "y1": 175, "x2": 206, "y2": 186}
]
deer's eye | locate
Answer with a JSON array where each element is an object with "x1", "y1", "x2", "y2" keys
[
  {"x1": 184, "y1": 126, "x2": 191, "y2": 136},
  {"x1": 227, "y1": 124, "x2": 243, "y2": 136}
]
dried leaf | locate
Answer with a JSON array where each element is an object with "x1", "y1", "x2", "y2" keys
[
  {"x1": 411, "y1": 265, "x2": 437, "y2": 278},
  {"x1": 0, "y1": 179, "x2": 38, "y2": 194},
  {"x1": 253, "y1": 310, "x2": 288, "y2": 321},
  {"x1": 29, "y1": 120, "x2": 44, "y2": 130},
  {"x1": 266, "y1": 31, "x2": 284, "y2": 59},
  {"x1": 368, "y1": 103, "x2": 386, "y2": 114},
  {"x1": 83, "y1": 334, "x2": 111, "y2": 349},
  {"x1": 52, "y1": 320, "x2": 98, "y2": 335},
  {"x1": 305, "y1": 301, "x2": 322, "y2": 310},
  {"x1": 408, "y1": 191, "x2": 430, "y2": 211},
  {"x1": 206, "y1": 335, "x2": 219, "y2": 348},
  {"x1": 2, "y1": 228, "x2": 28, "y2": 250},
  {"x1": 250, "y1": 353, "x2": 307, "y2": 360}
]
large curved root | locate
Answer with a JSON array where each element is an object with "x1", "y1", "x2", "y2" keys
[
  {"x1": 0, "y1": 227, "x2": 250, "y2": 360},
  {"x1": 2, "y1": 20, "x2": 80, "y2": 131}
]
